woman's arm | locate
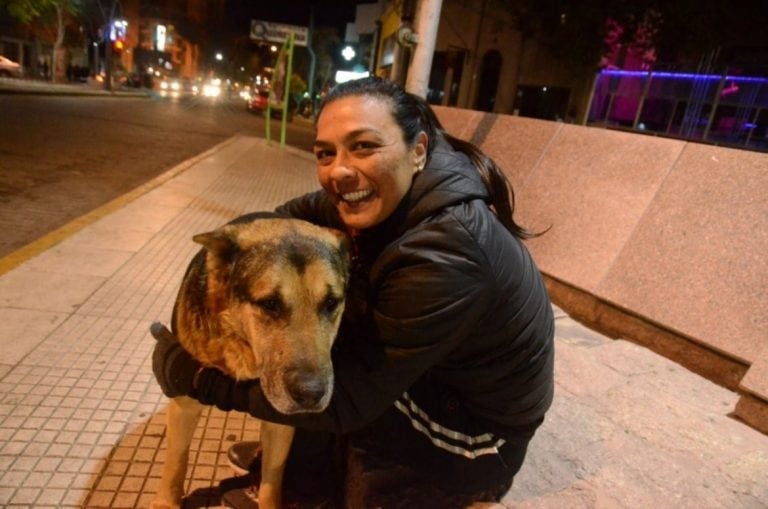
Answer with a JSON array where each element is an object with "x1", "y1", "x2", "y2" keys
[
  {"x1": 153, "y1": 222, "x2": 493, "y2": 433},
  {"x1": 274, "y1": 190, "x2": 344, "y2": 228}
]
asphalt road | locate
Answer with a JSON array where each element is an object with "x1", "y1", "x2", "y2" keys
[{"x1": 0, "y1": 93, "x2": 316, "y2": 258}]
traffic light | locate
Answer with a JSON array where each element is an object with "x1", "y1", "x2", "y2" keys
[{"x1": 109, "y1": 19, "x2": 127, "y2": 56}]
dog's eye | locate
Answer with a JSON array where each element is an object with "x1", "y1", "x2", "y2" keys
[
  {"x1": 254, "y1": 296, "x2": 283, "y2": 315},
  {"x1": 320, "y1": 296, "x2": 340, "y2": 316}
]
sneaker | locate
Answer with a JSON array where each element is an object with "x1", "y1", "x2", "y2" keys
[{"x1": 228, "y1": 441, "x2": 262, "y2": 476}]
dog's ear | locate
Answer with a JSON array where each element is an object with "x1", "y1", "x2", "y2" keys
[
  {"x1": 192, "y1": 228, "x2": 239, "y2": 262},
  {"x1": 325, "y1": 228, "x2": 351, "y2": 259}
]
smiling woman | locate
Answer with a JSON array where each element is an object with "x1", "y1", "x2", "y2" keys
[{"x1": 152, "y1": 76, "x2": 555, "y2": 507}]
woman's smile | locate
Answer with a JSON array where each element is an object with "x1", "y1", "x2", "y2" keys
[{"x1": 340, "y1": 189, "x2": 375, "y2": 204}]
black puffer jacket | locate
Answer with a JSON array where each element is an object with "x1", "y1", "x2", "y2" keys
[{"x1": 199, "y1": 137, "x2": 554, "y2": 441}]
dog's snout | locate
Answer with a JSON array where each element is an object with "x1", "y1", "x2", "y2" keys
[{"x1": 285, "y1": 368, "x2": 328, "y2": 408}]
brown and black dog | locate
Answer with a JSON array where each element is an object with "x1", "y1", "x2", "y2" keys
[{"x1": 150, "y1": 212, "x2": 349, "y2": 509}]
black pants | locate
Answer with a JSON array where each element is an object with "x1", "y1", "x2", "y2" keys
[{"x1": 281, "y1": 407, "x2": 531, "y2": 508}]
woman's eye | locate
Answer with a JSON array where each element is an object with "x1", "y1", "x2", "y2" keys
[
  {"x1": 353, "y1": 141, "x2": 376, "y2": 151},
  {"x1": 314, "y1": 150, "x2": 334, "y2": 163}
]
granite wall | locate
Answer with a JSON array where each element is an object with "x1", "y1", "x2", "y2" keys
[{"x1": 433, "y1": 106, "x2": 768, "y2": 434}]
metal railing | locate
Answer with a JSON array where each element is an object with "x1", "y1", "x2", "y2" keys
[{"x1": 586, "y1": 69, "x2": 768, "y2": 152}]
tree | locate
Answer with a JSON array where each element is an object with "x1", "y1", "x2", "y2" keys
[
  {"x1": 493, "y1": 0, "x2": 768, "y2": 75},
  {"x1": 1, "y1": 0, "x2": 79, "y2": 82}
]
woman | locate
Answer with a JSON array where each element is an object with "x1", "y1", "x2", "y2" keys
[{"x1": 153, "y1": 77, "x2": 555, "y2": 507}]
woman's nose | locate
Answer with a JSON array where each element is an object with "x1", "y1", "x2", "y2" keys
[{"x1": 329, "y1": 153, "x2": 356, "y2": 181}]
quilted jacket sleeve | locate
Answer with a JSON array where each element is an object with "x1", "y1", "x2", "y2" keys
[
  {"x1": 274, "y1": 190, "x2": 343, "y2": 229},
  {"x1": 193, "y1": 217, "x2": 495, "y2": 433}
]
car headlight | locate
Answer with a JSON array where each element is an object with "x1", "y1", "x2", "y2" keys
[{"x1": 202, "y1": 84, "x2": 221, "y2": 97}]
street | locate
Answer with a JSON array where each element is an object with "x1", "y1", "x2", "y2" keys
[{"x1": 0, "y1": 93, "x2": 316, "y2": 257}]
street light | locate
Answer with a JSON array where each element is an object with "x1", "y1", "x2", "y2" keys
[
  {"x1": 341, "y1": 45, "x2": 356, "y2": 62},
  {"x1": 215, "y1": 52, "x2": 223, "y2": 61}
]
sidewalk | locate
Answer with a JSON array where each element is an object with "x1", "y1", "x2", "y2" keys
[
  {"x1": 0, "y1": 76, "x2": 151, "y2": 97},
  {"x1": 0, "y1": 136, "x2": 766, "y2": 508}
]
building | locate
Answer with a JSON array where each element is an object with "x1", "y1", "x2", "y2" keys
[
  {"x1": 342, "y1": 0, "x2": 595, "y2": 123},
  {"x1": 119, "y1": 0, "x2": 225, "y2": 81}
]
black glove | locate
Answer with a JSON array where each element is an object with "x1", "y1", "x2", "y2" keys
[
  {"x1": 150, "y1": 323, "x2": 275, "y2": 418},
  {"x1": 150, "y1": 322, "x2": 201, "y2": 398}
]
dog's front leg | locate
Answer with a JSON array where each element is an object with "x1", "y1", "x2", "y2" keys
[
  {"x1": 152, "y1": 395, "x2": 204, "y2": 509},
  {"x1": 258, "y1": 421, "x2": 296, "y2": 509}
]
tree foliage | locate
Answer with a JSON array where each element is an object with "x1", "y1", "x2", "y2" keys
[
  {"x1": 490, "y1": 0, "x2": 768, "y2": 69},
  {"x1": 1, "y1": 0, "x2": 76, "y2": 24}
]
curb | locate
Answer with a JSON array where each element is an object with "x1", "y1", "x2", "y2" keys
[
  {"x1": 0, "y1": 79, "x2": 151, "y2": 97},
  {"x1": 0, "y1": 135, "x2": 241, "y2": 277}
]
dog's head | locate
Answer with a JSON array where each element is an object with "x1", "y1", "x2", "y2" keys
[{"x1": 193, "y1": 218, "x2": 350, "y2": 414}]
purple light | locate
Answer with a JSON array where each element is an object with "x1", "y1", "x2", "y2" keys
[
  {"x1": 600, "y1": 69, "x2": 768, "y2": 84},
  {"x1": 721, "y1": 83, "x2": 740, "y2": 96}
]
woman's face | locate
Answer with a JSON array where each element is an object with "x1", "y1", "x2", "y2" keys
[{"x1": 313, "y1": 95, "x2": 427, "y2": 230}]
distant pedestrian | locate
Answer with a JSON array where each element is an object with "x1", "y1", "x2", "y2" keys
[{"x1": 152, "y1": 76, "x2": 555, "y2": 507}]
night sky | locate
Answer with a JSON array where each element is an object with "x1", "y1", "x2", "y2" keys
[{"x1": 225, "y1": 0, "x2": 364, "y2": 37}]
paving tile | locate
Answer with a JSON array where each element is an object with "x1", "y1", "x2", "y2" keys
[
  {"x1": 11, "y1": 486, "x2": 40, "y2": 504},
  {"x1": 0, "y1": 308, "x2": 67, "y2": 365},
  {"x1": 65, "y1": 225, "x2": 155, "y2": 252},
  {"x1": 1, "y1": 469, "x2": 28, "y2": 486},
  {"x1": 111, "y1": 490, "x2": 139, "y2": 508},
  {"x1": 0, "y1": 267, "x2": 106, "y2": 313},
  {"x1": 20, "y1": 243, "x2": 134, "y2": 278},
  {"x1": 84, "y1": 489, "x2": 115, "y2": 507},
  {"x1": 61, "y1": 488, "x2": 89, "y2": 506},
  {"x1": 0, "y1": 487, "x2": 14, "y2": 505},
  {"x1": 35, "y1": 487, "x2": 67, "y2": 505},
  {"x1": 120, "y1": 476, "x2": 146, "y2": 492}
]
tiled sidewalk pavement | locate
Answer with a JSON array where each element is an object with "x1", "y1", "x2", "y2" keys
[{"x1": 0, "y1": 137, "x2": 320, "y2": 508}]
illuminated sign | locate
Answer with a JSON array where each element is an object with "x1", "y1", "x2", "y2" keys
[
  {"x1": 250, "y1": 20, "x2": 308, "y2": 47},
  {"x1": 156, "y1": 25, "x2": 167, "y2": 51},
  {"x1": 110, "y1": 19, "x2": 127, "y2": 41}
]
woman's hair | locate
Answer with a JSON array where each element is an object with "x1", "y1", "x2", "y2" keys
[{"x1": 317, "y1": 77, "x2": 534, "y2": 239}]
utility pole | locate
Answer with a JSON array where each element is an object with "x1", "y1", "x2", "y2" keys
[
  {"x1": 104, "y1": 27, "x2": 113, "y2": 91},
  {"x1": 404, "y1": 0, "x2": 443, "y2": 99},
  {"x1": 307, "y1": 7, "x2": 317, "y2": 115}
]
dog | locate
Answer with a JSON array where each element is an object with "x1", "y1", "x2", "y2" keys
[{"x1": 150, "y1": 212, "x2": 349, "y2": 509}]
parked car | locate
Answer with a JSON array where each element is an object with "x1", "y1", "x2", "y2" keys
[
  {"x1": 247, "y1": 88, "x2": 270, "y2": 112},
  {"x1": 0, "y1": 55, "x2": 23, "y2": 78},
  {"x1": 247, "y1": 88, "x2": 296, "y2": 120}
]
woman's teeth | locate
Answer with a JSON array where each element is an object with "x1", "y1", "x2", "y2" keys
[{"x1": 342, "y1": 190, "x2": 373, "y2": 203}]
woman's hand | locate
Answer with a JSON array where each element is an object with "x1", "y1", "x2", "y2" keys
[{"x1": 150, "y1": 322, "x2": 201, "y2": 398}]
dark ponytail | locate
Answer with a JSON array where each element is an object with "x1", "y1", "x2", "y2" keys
[
  {"x1": 318, "y1": 77, "x2": 537, "y2": 239},
  {"x1": 442, "y1": 133, "x2": 535, "y2": 239}
]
